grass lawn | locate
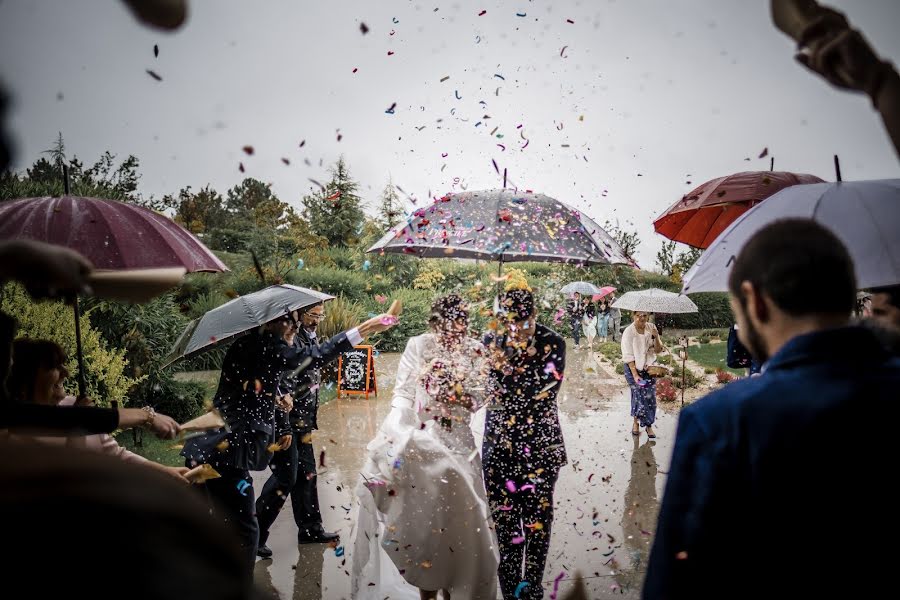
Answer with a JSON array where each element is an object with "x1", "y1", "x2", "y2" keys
[
  {"x1": 685, "y1": 343, "x2": 745, "y2": 376},
  {"x1": 115, "y1": 380, "x2": 340, "y2": 467}
]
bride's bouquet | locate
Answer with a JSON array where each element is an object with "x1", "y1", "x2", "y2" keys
[{"x1": 419, "y1": 339, "x2": 488, "y2": 413}]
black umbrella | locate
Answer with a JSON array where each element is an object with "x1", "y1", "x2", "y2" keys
[{"x1": 367, "y1": 189, "x2": 635, "y2": 271}]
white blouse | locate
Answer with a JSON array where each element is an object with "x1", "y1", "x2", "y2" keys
[{"x1": 621, "y1": 323, "x2": 657, "y2": 371}]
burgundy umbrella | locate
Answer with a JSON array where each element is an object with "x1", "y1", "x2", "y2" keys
[
  {"x1": 0, "y1": 195, "x2": 227, "y2": 271},
  {"x1": 653, "y1": 171, "x2": 825, "y2": 249},
  {"x1": 0, "y1": 194, "x2": 228, "y2": 400}
]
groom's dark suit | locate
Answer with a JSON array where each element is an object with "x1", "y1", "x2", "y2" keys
[{"x1": 482, "y1": 324, "x2": 567, "y2": 600}]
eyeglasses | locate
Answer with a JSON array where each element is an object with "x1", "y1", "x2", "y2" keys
[{"x1": 304, "y1": 313, "x2": 326, "y2": 322}]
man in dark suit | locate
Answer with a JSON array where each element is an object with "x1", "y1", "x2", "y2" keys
[
  {"x1": 644, "y1": 219, "x2": 900, "y2": 599},
  {"x1": 483, "y1": 288, "x2": 567, "y2": 600},
  {"x1": 255, "y1": 302, "x2": 380, "y2": 556}
]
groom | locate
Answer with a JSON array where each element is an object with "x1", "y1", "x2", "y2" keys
[{"x1": 483, "y1": 288, "x2": 567, "y2": 600}]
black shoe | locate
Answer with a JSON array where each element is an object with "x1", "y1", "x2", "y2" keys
[
  {"x1": 256, "y1": 544, "x2": 273, "y2": 559},
  {"x1": 298, "y1": 528, "x2": 339, "y2": 544}
]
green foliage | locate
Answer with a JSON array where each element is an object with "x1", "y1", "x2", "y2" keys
[
  {"x1": 684, "y1": 342, "x2": 744, "y2": 376},
  {"x1": 366, "y1": 288, "x2": 433, "y2": 352},
  {"x1": 302, "y1": 156, "x2": 365, "y2": 247},
  {"x1": 669, "y1": 293, "x2": 734, "y2": 329},
  {"x1": 318, "y1": 296, "x2": 367, "y2": 342},
  {"x1": 672, "y1": 364, "x2": 704, "y2": 389},
  {"x1": 602, "y1": 219, "x2": 641, "y2": 262},
  {"x1": 377, "y1": 178, "x2": 403, "y2": 230},
  {"x1": 288, "y1": 266, "x2": 370, "y2": 300},
  {"x1": 3, "y1": 283, "x2": 139, "y2": 405},
  {"x1": 656, "y1": 377, "x2": 678, "y2": 402}
]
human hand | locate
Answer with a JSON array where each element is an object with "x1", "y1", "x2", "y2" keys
[
  {"x1": 2, "y1": 240, "x2": 93, "y2": 299},
  {"x1": 150, "y1": 412, "x2": 180, "y2": 439},
  {"x1": 276, "y1": 393, "x2": 294, "y2": 412},
  {"x1": 74, "y1": 395, "x2": 95, "y2": 407},
  {"x1": 277, "y1": 434, "x2": 293, "y2": 451},
  {"x1": 796, "y1": 9, "x2": 891, "y2": 97},
  {"x1": 164, "y1": 466, "x2": 191, "y2": 484},
  {"x1": 358, "y1": 313, "x2": 399, "y2": 338}
]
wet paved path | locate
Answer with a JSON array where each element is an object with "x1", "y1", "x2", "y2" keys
[{"x1": 254, "y1": 343, "x2": 679, "y2": 599}]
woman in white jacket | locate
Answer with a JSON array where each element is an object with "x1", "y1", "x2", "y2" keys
[
  {"x1": 352, "y1": 294, "x2": 499, "y2": 600},
  {"x1": 621, "y1": 311, "x2": 664, "y2": 439}
]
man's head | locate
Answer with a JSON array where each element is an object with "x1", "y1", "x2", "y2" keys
[
  {"x1": 300, "y1": 302, "x2": 326, "y2": 335},
  {"x1": 265, "y1": 309, "x2": 299, "y2": 343},
  {"x1": 727, "y1": 219, "x2": 856, "y2": 363},
  {"x1": 573, "y1": 292, "x2": 580, "y2": 300},
  {"x1": 499, "y1": 289, "x2": 536, "y2": 344},
  {"x1": 869, "y1": 285, "x2": 900, "y2": 334},
  {"x1": 429, "y1": 294, "x2": 469, "y2": 340}
]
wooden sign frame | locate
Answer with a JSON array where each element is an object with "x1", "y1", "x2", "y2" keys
[{"x1": 337, "y1": 345, "x2": 378, "y2": 399}]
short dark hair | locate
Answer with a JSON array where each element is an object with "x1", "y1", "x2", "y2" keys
[
  {"x1": 429, "y1": 294, "x2": 468, "y2": 327},
  {"x1": 869, "y1": 285, "x2": 900, "y2": 308},
  {"x1": 727, "y1": 219, "x2": 856, "y2": 316},
  {"x1": 498, "y1": 289, "x2": 535, "y2": 320},
  {"x1": 8, "y1": 338, "x2": 68, "y2": 403},
  {"x1": 302, "y1": 302, "x2": 324, "y2": 314}
]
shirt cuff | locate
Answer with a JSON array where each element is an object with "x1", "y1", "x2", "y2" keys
[{"x1": 347, "y1": 328, "x2": 363, "y2": 346}]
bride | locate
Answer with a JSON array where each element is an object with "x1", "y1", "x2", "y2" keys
[{"x1": 352, "y1": 294, "x2": 499, "y2": 600}]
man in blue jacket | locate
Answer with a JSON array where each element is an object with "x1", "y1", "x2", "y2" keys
[{"x1": 644, "y1": 219, "x2": 900, "y2": 599}]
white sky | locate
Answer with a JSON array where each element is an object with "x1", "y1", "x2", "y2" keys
[{"x1": 2, "y1": 0, "x2": 898, "y2": 267}]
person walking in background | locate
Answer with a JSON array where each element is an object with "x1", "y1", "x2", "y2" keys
[
  {"x1": 622, "y1": 311, "x2": 663, "y2": 439},
  {"x1": 582, "y1": 297, "x2": 598, "y2": 352},
  {"x1": 644, "y1": 219, "x2": 900, "y2": 599},
  {"x1": 597, "y1": 296, "x2": 612, "y2": 343},
  {"x1": 566, "y1": 292, "x2": 584, "y2": 348}
]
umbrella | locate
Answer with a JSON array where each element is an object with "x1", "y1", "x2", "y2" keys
[
  {"x1": 367, "y1": 189, "x2": 635, "y2": 267},
  {"x1": 560, "y1": 281, "x2": 601, "y2": 296},
  {"x1": 593, "y1": 285, "x2": 617, "y2": 300},
  {"x1": 163, "y1": 284, "x2": 334, "y2": 366},
  {"x1": 0, "y1": 192, "x2": 228, "y2": 399},
  {"x1": 0, "y1": 195, "x2": 227, "y2": 271},
  {"x1": 682, "y1": 179, "x2": 900, "y2": 293},
  {"x1": 654, "y1": 171, "x2": 825, "y2": 249},
  {"x1": 611, "y1": 288, "x2": 698, "y2": 314}
]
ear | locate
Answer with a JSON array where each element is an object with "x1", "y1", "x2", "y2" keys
[{"x1": 740, "y1": 281, "x2": 770, "y2": 325}]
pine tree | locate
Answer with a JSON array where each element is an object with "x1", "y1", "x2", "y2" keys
[
  {"x1": 377, "y1": 177, "x2": 403, "y2": 231},
  {"x1": 302, "y1": 156, "x2": 365, "y2": 247}
]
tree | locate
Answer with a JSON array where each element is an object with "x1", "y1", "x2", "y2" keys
[
  {"x1": 377, "y1": 177, "x2": 403, "y2": 231},
  {"x1": 603, "y1": 219, "x2": 641, "y2": 262},
  {"x1": 169, "y1": 185, "x2": 228, "y2": 233},
  {"x1": 302, "y1": 156, "x2": 365, "y2": 247},
  {"x1": 656, "y1": 240, "x2": 678, "y2": 277},
  {"x1": 676, "y1": 246, "x2": 703, "y2": 274},
  {"x1": 225, "y1": 177, "x2": 288, "y2": 228}
]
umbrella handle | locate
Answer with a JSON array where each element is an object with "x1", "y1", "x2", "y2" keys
[{"x1": 72, "y1": 298, "x2": 90, "y2": 402}]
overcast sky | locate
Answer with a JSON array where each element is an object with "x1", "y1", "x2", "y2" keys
[{"x1": 2, "y1": 0, "x2": 898, "y2": 267}]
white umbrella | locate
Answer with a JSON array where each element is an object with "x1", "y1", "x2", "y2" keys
[
  {"x1": 682, "y1": 179, "x2": 900, "y2": 293},
  {"x1": 611, "y1": 288, "x2": 698, "y2": 314},
  {"x1": 560, "y1": 281, "x2": 601, "y2": 295}
]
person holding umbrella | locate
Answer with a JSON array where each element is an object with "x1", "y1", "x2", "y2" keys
[
  {"x1": 566, "y1": 292, "x2": 584, "y2": 348},
  {"x1": 608, "y1": 292, "x2": 622, "y2": 342},
  {"x1": 622, "y1": 311, "x2": 664, "y2": 439},
  {"x1": 255, "y1": 301, "x2": 383, "y2": 556},
  {"x1": 181, "y1": 307, "x2": 397, "y2": 573}
]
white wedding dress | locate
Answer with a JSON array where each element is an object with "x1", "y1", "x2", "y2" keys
[{"x1": 351, "y1": 333, "x2": 499, "y2": 599}]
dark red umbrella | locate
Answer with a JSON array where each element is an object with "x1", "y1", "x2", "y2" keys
[
  {"x1": 0, "y1": 195, "x2": 227, "y2": 271},
  {"x1": 653, "y1": 171, "x2": 825, "y2": 248},
  {"x1": 0, "y1": 194, "x2": 227, "y2": 401}
]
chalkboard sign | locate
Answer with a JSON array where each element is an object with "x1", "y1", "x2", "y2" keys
[{"x1": 337, "y1": 345, "x2": 377, "y2": 399}]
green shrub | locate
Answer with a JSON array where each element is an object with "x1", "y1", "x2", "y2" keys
[
  {"x1": 4, "y1": 283, "x2": 139, "y2": 405},
  {"x1": 657, "y1": 354, "x2": 674, "y2": 366},
  {"x1": 186, "y1": 291, "x2": 230, "y2": 320},
  {"x1": 670, "y1": 293, "x2": 734, "y2": 329},
  {"x1": 367, "y1": 288, "x2": 433, "y2": 352},
  {"x1": 319, "y1": 296, "x2": 367, "y2": 341},
  {"x1": 288, "y1": 266, "x2": 396, "y2": 301},
  {"x1": 151, "y1": 379, "x2": 207, "y2": 423},
  {"x1": 704, "y1": 367, "x2": 716, "y2": 375},
  {"x1": 615, "y1": 363, "x2": 625, "y2": 375}
]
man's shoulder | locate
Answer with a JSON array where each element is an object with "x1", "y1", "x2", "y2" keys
[{"x1": 537, "y1": 324, "x2": 564, "y2": 345}]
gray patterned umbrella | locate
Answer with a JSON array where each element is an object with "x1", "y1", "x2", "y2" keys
[
  {"x1": 367, "y1": 189, "x2": 635, "y2": 267},
  {"x1": 560, "y1": 281, "x2": 602, "y2": 296},
  {"x1": 611, "y1": 288, "x2": 698, "y2": 314}
]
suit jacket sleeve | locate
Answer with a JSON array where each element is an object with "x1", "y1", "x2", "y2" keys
[
  {"x1": 643, "y1": 410, "x2": 730, "y2": 599},
  {"x1": 282, "y1": 331, "x2": 354, "y2": 375}
]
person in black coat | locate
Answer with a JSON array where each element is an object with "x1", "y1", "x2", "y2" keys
[
  {"x1": 255, "y1": 302, "x2": 381, "y2": 555},
  {"x1": 183, "y1": 308, "x2": 396, "y2": 572},
  {"x1": 483, "y1": 289, "x2": 567, "y2": 600}
]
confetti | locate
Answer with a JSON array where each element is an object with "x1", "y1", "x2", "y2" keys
[
  {"x1": 560, "y1": 45, "x2": 568, "y2": 58},
  {"x1": 758, "y1": 147, "x2": 769, "y2": 158},
  {"x1": 514, "y1": 582, "x2": 530, "y2": 598},
  {"x1": 145, "y1": 69, "x2": 162, "y2": 81},
  {"x1": 478, "y1": 10, "x2": 487, "y2": 16},
  {"x1": 440, "y1": 75, "x2": 450, "y2": 82},
  {"x1": 242, "y1": 145, "x2": 254, "y2": 155},
  {"x1": 359, "y1": 22, "x2": 369, "y2": 34},
  {"x1": 334, "y1": 546, "x2": 345, "y2": 557},
  {"x1": 385, "y1": 102, "x2": 397, "y2": 114},
  {"x1": 511, "y1": 536, "x2": 526, "y2": 544},
  {"x1": 153, "y1": 44, "x2": 159, "y2": 57},
  {"x1": 319, "y1": 450, "x2": 326, "y2": 467},
  {"x1": 237, "y1": 479, "x2": 251, "y2": 496}
]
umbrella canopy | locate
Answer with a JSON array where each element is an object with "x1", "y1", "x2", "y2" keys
[
  {"x1": 164, "y1": 284, "x2": 334, "y2": 366},
  {"x1": 595, "y1": 285, "x2": 617, "y2": 300},
  {"x1": 560, "y1": 281, "x2": 601, "y2": 296},
  {"x1": 682, "y1": 179, "x2": 900, "y2": 293},
  {"x1": 0, "y1": 195, "x2": 228, "y2": 272},
  {"x1": 367, "y1": 189, "x2": 635, "y2": 266},
  {"x1": 654, "y1": 171, "x2": 825, "y2": 249},
  {"x1": 611, "y1": 288, "x2": 698, "y2": 314}
]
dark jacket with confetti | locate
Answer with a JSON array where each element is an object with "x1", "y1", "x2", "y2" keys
[
  {"x1": 182, "y1": 330, "x2": 304, "y2": 471},
  {"x1": 279, "y1": 328, "x2": 353, "y2": 434},
  {"x1": 482, "y1": 324, "x2": 568, "y2": 475}
]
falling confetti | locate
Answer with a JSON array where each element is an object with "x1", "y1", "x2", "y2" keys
[
  {"x1": 145, "y1": 69, "x2": 162, "y2": 81},
  {"x1": 359, "y1": 22, "x2": 369, "y2": 34}
]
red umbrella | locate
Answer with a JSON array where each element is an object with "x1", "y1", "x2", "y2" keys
[
  {"x1": 0, "y1": 195, "x2": 227, "y2": 271},
  {"x1": 0, "y1": 194, "x2": 228, "y2": 400},
  {"x1": 653, "y1": 171, "x2": 825, "y2": 248}
]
